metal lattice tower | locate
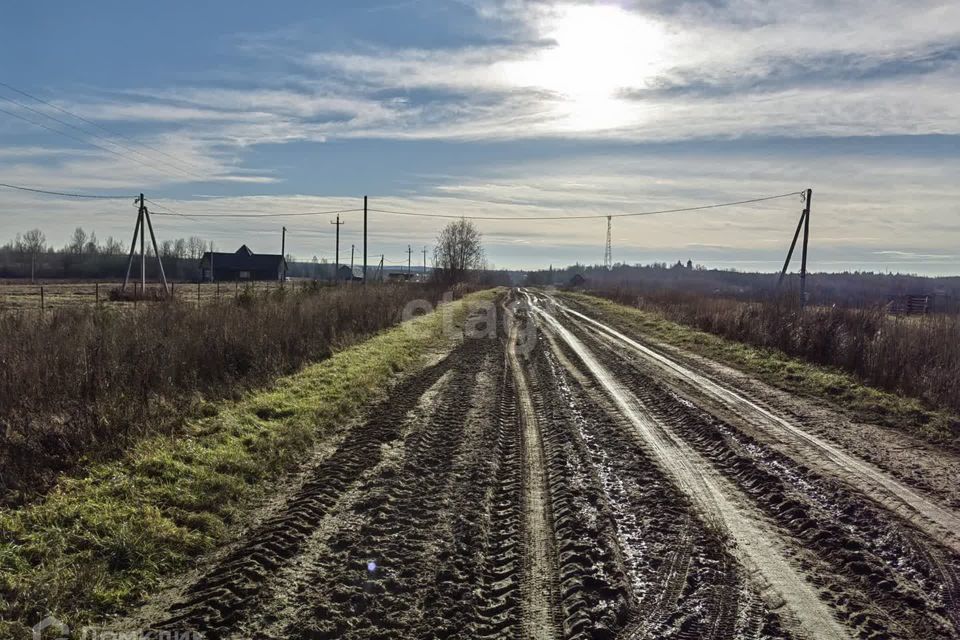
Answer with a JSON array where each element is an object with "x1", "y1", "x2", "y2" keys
[{"x1": 604, "y1": 215, "x2": 612, "y2": 270}]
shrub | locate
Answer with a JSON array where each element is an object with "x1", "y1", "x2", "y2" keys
[{"x1": 590, "y1": 285, "x2": 960, "y2": 416}]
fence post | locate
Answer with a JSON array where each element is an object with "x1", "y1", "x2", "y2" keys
[
  {"x1": 40, "y1": 286, "x2": 44, "y2": 314},
  {"x1": 197, "y1": 280, "x2": 201, "y2": 304},
  {"x1": 95, "y1": 282, "x2": 99, "y2": 305}
]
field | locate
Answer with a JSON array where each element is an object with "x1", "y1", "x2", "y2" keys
[
  {"x1": 0, "y1": 279, "x2": 315, "y2": 310},
  {"x1": 3, "y1": 288, "x2": 960, "y2": 640}
]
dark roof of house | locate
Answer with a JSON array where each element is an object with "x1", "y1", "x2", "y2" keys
[
  {"x1": 312, "y1": 263, "x2": 357, "y2": 279},
  {"x1": 200, "y1": 245, "x2": 285, "y2": 271}
]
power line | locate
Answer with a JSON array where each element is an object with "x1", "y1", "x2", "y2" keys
[
  {"x1": 0, "y1": 180, "x2": 802, "y2": 222},
  {"x1": 145, "y1": 198, "x2": 362, "y2": 218},
  {"x1": 0, "y1": 92, "x2": 205, "y2": 181},
  {"x1": 0, "y1": 182, "x2": 135, "y2": 199},
  {"x1": 0, "y1": 80, "x2": 211, "y2": 177},
  {"x1": 0, "y1": 105, "x2": 170, "y2": 171},
  {"x1": 367, "y1": 192, "x2": 803, "y2": 221}
]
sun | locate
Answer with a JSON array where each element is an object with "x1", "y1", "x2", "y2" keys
[{"x1": 503, "y1": 4, "x2": 669, "y2": 130}]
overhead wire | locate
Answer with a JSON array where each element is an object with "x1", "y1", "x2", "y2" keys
[
  {"x1": 145, "y1": 198, "x2": 362, "y2": 219},
  {"x1": 366, "y1": 191, "x2": 803, "y2": 221},
  {"x1": 0, "y1": 182, "x2": 135, "y2": 199},
  {"x1": 0, "y1": 92, "x2": 205, "y2": 181},
  {"x1": 1, "y1": 181, "x2": 802, "y2": 224},
  {"x1": 0, "y1": 105, "x2": 173, "y2": 172},
  {"x1": 0, "y1": 80, "x2": 212, "y2": 177}
]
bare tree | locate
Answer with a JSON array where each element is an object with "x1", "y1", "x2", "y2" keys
[
  {"x1": 433, "y1": 218, "x2": 484, "y2": 283},
  {"x1": 102, "y1": 236, "x2": 124, "y2": 255},
  {"x1": 173, "y1": 238, "x2": 187, "y2": 260},
  {"x1": 21, "y1": 229, "x2": 45, "y2": 282},
  {"x1": 84, "y1": 231, "x2": 98, "y2": 256},
  {"x1": 187, "y1": 236, "x2": 207, "y2": 260},
  {"x1": 69, "y1": 227, "x2": 87, "y2": 255}
]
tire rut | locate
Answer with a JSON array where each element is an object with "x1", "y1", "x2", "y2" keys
[
  {"x1": 539, "y1": 323, "x2": 791, "y2": 640},
  {"x1": 284, "y1": 336, "x2": 492, "y2": 639},
  {"x1": 150, "y1": 341, "x2": 468, "y2": 639},
  {"x1": 526, "y1": 290, "x2": 852, "y2": 640},
  {"x1": 565, "y1": 304, "x2": 960, "y2": 639}
]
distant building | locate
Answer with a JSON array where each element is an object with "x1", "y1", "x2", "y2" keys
[
  {"x1": 200, "y1": 245, "x2": 286, "y2": 282},
  {"x1": 312, "y1": 263, "x2": 361, "y2": 281},
  {"x1": 386, "y1": 271, "x2": 416, "y2": 282}
]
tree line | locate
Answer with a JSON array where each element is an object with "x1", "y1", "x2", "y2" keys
[{"x1": 1, "y1": 227, "x2": 213, "y2": 281}]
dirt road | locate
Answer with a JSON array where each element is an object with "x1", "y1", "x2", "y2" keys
[{"x1": 140, "y1": 289, "x2": 960, "y2": 639}]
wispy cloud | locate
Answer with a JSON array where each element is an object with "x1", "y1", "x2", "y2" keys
[{"x1": 1, "y1": 0, "x2": 958, "y2": 272}]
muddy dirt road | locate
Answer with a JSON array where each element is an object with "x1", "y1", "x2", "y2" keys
[{"x1": 143, "y1": 289, "x2": 960, "y2": 639}]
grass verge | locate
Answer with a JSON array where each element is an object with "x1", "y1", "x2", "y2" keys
[
  {"x1": 0, "y1": 288, "x2": 500, "y2": 637},
  {"x1": 561, "y1": 291, "x2": 960, "y2": 443}
]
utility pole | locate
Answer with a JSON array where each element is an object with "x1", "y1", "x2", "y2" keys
[
  {"x1": 143, "y1": 200, "x2": 169, "y2": 295},
  {"x1": 122, "y1": 195, "x2": 143, "y2": 291},
  {"x1": 777, "y1": 188, "x2": 814, "y2": 309},
  {"x1": 140, "y1": 193, "x2": 146, "y2": 292},
  {"x1": 378, "y1": 254, "x2": 384, "y2": 283},
  {"x1": 122, "y1": 193, "x2": 169, "y2": 296},
  {"x1": 604, "y1": 216, "x2": 613, "y2": 271},
  {"x1": 363, "y1": 196, "x2": 368, "y2": 284},
  {"x1": 281, "y1": 226, "x2": 287, "y2": 283},
  {"x1": 350, "y1": 244, "x2": 355, "y2": 277},
  {"x1": 407, "y1": 244, "x2": 412, "y2": 275},
  {"x1": 799, "y1": 188, "x2": 812, "y2": 307},
  {"x1": 423, "y1": 246, "x2": 427, "y2": 280},
  {"x1": 331, "y1": 215, "x2": 344, "y2": 282}
]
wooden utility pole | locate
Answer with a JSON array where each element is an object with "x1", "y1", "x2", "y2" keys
[
  {"x1": 122, "y1": 193, "x2": 168, "y2": 295},
  {"x1": 363, "y1": 196, "x2": 368, "y2": 284},
  {"x1": 331, "y1": 215, "x2": 344, "y2": 282},
  {"x1": 777, "y1": 188, "x2": 813, "y2": 307},
  {"x1": 799, "y1": 188, "x2": 812, "y2": 307},
  {"x1": 140, "y1": 194, "x2": 146, "y2": 292},
  {"x1": 379, "y1": 254, "x2": 384, "y2": 283},
  {"x1": 143, "y1": 202, "x2": 169, "y2": 295},
  {"x1": 407, "y1": 245, "x2": 412, "y2": 275},
  {"x1": 281, "y1": 226, "x2": 287, "y2": 283},
  {"x1": 423, "y1": 246, "x2": 427, "y2": 280},
  {"x1": 350, "y1": 244, "x2": 355, "y2": 278},
  {"x1": 122, "y1": 199, "x2": 142, "y2": 290}
]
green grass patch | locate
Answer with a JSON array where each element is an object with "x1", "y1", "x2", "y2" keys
[
  {"x1": 0, "y1": 289, "x2": 500, "y2": 637},
  {"x1": 561, "y1": 292, "x2": 959, "y2": 442}
]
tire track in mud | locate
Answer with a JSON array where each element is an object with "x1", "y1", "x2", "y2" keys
[
  {"x1": 576, "y1": 321, "x2": 960, "y2": 639},
  {"x1": 525, "y1": 291, "x2": 853, "y2": 640},
  {"x1": 472, "y1": 353, "x2": 524, "y2": 639},
  {"x1": 554, "y1": 296, "x2": 960, "y2": 556},
  {"x1": 538, "y1": 327, "x2": 789, "y2": 640},
  {"x1": 149, "y1": 341, "x2": 469, "y2": 639},
  {"x1": 508, "y1": 314, "x2": 562, "y2": 639},
  {"x1": 283, "y1": 336, "x2": 493, "y2": 639}
]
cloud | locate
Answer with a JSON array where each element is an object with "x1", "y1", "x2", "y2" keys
[{"x1": 1, "y1": 0, "x2": 958, "y2": 274}]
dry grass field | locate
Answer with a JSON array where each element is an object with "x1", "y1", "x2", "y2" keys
[{"x1": 0, "y1": 279, "x2": 335, "y2": 310}]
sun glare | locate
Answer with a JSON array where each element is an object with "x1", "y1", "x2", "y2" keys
[{"x1": 504, "y1": 4, "x2": 669, "y2": 130}]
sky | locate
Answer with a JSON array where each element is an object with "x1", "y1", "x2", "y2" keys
[{"x1": 0, "y1": 0, "x2": 958, "y2": 274}]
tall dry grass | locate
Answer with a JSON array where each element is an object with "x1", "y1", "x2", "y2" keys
[
  {"x1": 595, "y1": 286, "x2": 960, "y2": 416},
  {"x1": 0, "y1": 283, "x2": 467, "y2": 503}
]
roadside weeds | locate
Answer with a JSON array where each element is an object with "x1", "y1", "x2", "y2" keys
[{"x1": 561, "y1": 291, "x2": 960, "y2": 444}]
